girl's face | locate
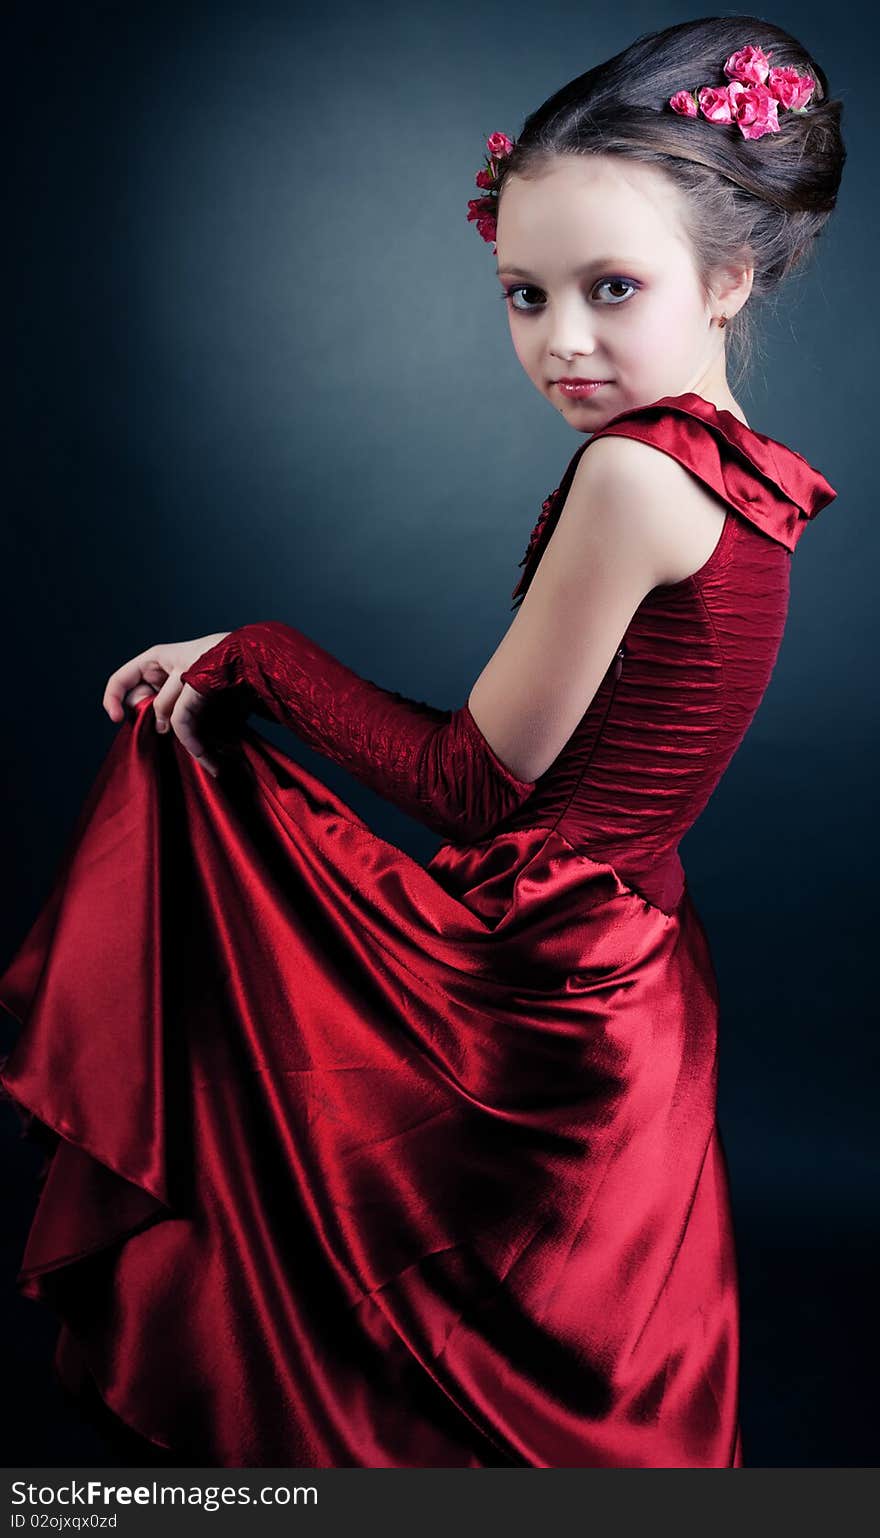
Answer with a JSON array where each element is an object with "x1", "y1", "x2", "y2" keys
[{"x1": 495, "y1": 154, "x2": 740, "y2": 428}]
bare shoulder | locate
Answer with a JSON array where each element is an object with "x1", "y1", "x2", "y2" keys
[{"x1": 564, "y1": 431, "x2": 728, "y2": 588}]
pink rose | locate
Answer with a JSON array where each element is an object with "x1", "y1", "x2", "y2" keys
[
  {"x1": 727, "y1": 80, "x2": 781, "y2": 139},
  {"x1": 486, "y1": 131, "x2": 514, "y2": 157},
  {"x1": 766, "y1": 66, "x2": 816, "y2": 110},
  {"x1": 724, "y1": 44, "x2": 772, "y2": 86},
  {"x1": 474, "y1": 168, "x2": 494, "y2": 190},
  {"x1": 698, "y1": 85, "x2": 734, "y2": 123},
  {"x1": 789, "y1": 73, "x2": 816, "y2": 109},
  {"x1": 669, "y1": 89, "x2": 698, "y2": 117}
]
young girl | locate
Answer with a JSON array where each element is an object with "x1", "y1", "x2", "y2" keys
[{"x1": 0, "y1": 16, "x2": 844, "y2": 1468}]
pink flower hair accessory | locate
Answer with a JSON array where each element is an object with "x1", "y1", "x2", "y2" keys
[
  {"x1": 467, "y1": 131, "x2": 516, "y2": 252},
  {"x1": 668, "y1": 43, "x2": 816, "y2": 140}
]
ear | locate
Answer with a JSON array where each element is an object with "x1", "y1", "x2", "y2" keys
[{"x1": 707, "y1": 253, "x2": 754, "y2": 321}]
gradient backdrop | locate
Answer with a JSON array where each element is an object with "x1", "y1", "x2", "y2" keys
[{"x1": 3, "y1": 0, "x2": 875, "y2": 1467}]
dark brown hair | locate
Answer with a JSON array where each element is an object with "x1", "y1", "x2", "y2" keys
[{"x1": 493, "y1": 16, "x2": 846, "y2": 393}]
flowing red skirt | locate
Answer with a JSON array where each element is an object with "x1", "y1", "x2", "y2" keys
[{"x1": 0, "y1": 695, "x2": 743, "y2": 1466}]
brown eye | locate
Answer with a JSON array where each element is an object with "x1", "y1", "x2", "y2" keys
[{"x1": 594, "y1": 278, "x2": 638, "y2": 304}]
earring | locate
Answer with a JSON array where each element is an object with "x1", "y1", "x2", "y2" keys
[{"x1": 717, "y1": 313, "x2": 728, "y2": 328}]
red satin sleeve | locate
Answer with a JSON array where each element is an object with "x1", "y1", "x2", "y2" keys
[{"x1": 180, "y1": 621, "x2": 536, "y2": 844}]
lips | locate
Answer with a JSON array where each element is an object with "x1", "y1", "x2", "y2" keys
[{"x1": 554, "y1": 379, "x2": 611, "y2": 398}]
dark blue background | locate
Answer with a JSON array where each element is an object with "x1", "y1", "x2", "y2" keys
[{"x1": 3, "y1": 0, "x2": 875, "y2": 1467}]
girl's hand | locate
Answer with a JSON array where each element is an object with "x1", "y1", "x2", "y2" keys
[{"x1": 102, "y1": 633, "x2": 233, "y2": 778}]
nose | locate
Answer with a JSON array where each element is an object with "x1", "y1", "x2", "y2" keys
[{"x1": 547, "y1": 294, "x2": 598, "y2": 363}]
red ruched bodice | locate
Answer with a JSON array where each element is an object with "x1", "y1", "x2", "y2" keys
[{"x1": 481, "y1": 392, "x2": 838, "y2": 910}]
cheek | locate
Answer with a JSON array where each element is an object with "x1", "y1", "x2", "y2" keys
[
  {"x1": 508, "y1": 316, "x2": 539, "y2": 375},
  {"x1": 640, "y1": 294, "x2": 701, "y2": 347}
]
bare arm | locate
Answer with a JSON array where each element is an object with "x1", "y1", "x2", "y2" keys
[
  {"x1": 170, "y1": 435, "x2": 719, "y2": 826},
  {"x1": 466, "y1": 434, "x2": 720, "y2": 783}
]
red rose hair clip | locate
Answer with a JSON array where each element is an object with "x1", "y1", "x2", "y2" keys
[
  {"x1": 466, "y1": 131, "x2": 515, "y2": 252},
  {"x1": 668, "y1": 43, "x2": 816, "y2": 140},
  {"x1": 468, "y1": 45, "x2": 816, "y2": 249}
]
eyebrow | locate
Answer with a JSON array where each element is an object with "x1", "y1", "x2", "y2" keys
[{"x1": 495, "y1": 257, "x2": 641, "y2": 278}]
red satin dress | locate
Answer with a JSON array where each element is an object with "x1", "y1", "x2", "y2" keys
[{"x1": 0, "y1": 393, "x2": 837, "y2": 1467}]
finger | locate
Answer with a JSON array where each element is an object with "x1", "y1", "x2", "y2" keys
[
  {"x1": 124, "y1": 684, "x2": 157, "y2": 711},
  {"x1": 170, "y1": 684, "x2": 221, "y2": 778},
  {"x1": 103, "y1": 651, "x2": 161, "y2": 722},
  {"x1": 151, "y1": 670, "x2": 182, "y2": 734}
]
